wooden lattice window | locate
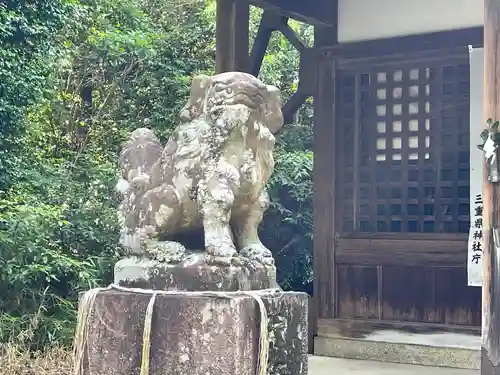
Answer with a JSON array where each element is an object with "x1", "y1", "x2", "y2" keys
[{"x1": 338, "y1": 54, "x2": 470, "y2": 234}]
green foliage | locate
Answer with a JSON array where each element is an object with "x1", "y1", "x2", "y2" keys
[
  {"x1": 0, "y1": 0, "x2": 83, "y2": 189},
  {"x1": 0, "y1": 0, "x2": 314, "y2": 349},
  {"x1": 263, "y1": 149, "x2": 313, "y2": 289}
]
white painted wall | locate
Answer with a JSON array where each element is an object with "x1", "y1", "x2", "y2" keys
[{"x1": 338, "y1": 0, "x2": 483, "y2": 43}]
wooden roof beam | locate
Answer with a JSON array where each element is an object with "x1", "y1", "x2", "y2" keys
[{"x1": 247, "y1": 0, "x2": 337, "y2": 27}]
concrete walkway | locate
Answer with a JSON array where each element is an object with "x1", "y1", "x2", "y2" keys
[{"x1": 309, "y1": 356, "x2": 479, "y2": 375}]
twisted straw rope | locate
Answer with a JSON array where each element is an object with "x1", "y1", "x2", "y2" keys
[{"x1": 73, "y1": 284, "x2": 283, "y2": 375}]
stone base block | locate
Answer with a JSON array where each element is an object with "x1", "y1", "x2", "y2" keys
[
  {"x1": 114, "y1": 255, "x2": 277, "y2": 291},
  {"x1": 78, "y1": 289, "x2": 308, "y2": 375},
  {"x1": 262, "y1": 291, "x2": 309, "y2": 375},
  {"x1": 80, "y1": 289, "x2": 259, "y2": 375}
]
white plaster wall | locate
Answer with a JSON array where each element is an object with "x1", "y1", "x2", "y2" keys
[{"x1": 338, "y1": 0, "x2": 483, "y2": 43}]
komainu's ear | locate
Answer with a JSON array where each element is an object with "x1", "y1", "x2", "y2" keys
[
  {"x1": 262, "y1": 85, "x2": 284, "y2": 134},
  {"x1": 179, "y1": 74, "x2": 212, "y2": 122}
]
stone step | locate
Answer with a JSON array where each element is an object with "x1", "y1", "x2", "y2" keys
[
  {"x1": 314, "y1": 330, "x2": 480, "y2": 370},
  {"x1": 308, "y1": 356, "x2": 478, "y2": 375}
]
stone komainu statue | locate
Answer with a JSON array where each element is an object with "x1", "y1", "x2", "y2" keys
[{"x1": 116, "y1": 72, "x2": 283, "y2": 266}]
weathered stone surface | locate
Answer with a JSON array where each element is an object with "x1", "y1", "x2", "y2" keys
[
  {"x1": 81, "y1": 290, "x2": 259, "y2": 375},
  {"x1": 78, "y1": 289, "x2": 308, "y2": 375},
  {"x1": 114, "y1": 255, "x2": 277, "y2": 291},
  {"x1": 116, "y1": 72, "x2": 284, "y2": 266},
  {"x1": 262, "y1": 291, "x2": 309, "y2": 375}
]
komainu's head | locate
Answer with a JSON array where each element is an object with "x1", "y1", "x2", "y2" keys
[{"x1": 179, "y1": 72, "x2": 284, "y2": 134}]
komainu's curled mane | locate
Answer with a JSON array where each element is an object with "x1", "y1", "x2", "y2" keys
[{"x1": 116, "y1": 72, "x2": 283, "y2": 266}]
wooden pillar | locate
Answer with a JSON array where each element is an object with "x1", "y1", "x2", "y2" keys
[
  {"x1": 313, "y1": 25, "x2": 338, "y2": 325},
  {"x1": 216, "y1": 0, "x2": 250, "y2": 73},
  {"x1": 482, "y1": 1, "x2": 500, "y2": 374}
]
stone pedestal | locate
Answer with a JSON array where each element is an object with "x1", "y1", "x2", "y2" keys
[
  {"x1": 77, "y1": 251, "x2": 308, "y2": 375},
  {"x1": 81, "y1": 290, "x2": 259, "y2": 375},
  {"x1": 263, "y1": 292, "x2": 309, "y2": 375},
  {"x1": 114, "y1": 255, "x2": 277, "y2": 291},
  {"x1": 78, "y1": 289, "x2": 308, "y2": 375}
]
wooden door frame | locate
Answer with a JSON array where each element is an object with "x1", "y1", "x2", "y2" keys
[{"x1": 314, "y1": 27, "x2": 484, "y2": 337}]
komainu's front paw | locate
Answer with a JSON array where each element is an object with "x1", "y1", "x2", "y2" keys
[
  {"x1": 240, "y1": 243, "x2": 275, "y2": 266},
  {"x1": 205, "y1": 240, "x2": 238, "y2": 266}
]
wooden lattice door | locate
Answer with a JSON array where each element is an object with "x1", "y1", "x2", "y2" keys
[{"x1": 334, "y1": 50, "x2": 481, "y2": 326}]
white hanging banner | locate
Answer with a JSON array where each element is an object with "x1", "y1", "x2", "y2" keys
[{"x1": 467, "y1": 46, "x2": 484, "y2": 287}]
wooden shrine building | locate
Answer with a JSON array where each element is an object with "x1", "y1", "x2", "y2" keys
[{"x1": 215, "y1": 0, "x2": 500, "y2": 373}]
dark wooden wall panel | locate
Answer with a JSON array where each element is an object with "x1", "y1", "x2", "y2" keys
[
  {"x1": 337, "y1": 264, "x2": 480, "y2": 326},
  {"x1": 338, "y1": 265, "x2": 379, "y2": 319},
  {"x1": 435, "y1": 268, "x2": 481, "y2": 326},
  {"x1": 336, "y1": 235, "x2": 467, "y2": 266},
  {"x1": 381, "y1": 266, "x2": 435, "y2": 322}
]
